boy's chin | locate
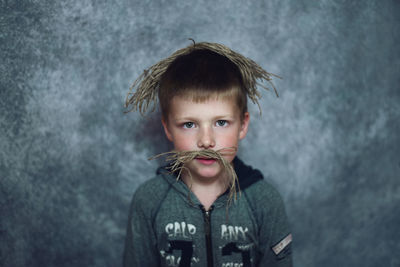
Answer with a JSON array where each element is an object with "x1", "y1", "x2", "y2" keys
[{"x1": 187, "y1": 161, "x2": 224, "y2": 180}]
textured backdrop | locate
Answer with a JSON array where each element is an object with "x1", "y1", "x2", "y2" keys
[{"x1": 1, "y1": 1, "x2": 399, "y2": 267}]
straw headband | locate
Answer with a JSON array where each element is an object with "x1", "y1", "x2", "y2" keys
[{"x1": 125, "y1": 40, "x2": 280, "y2": 115}]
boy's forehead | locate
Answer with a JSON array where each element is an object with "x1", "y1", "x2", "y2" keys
[
  {"x1": 168, "y1": 95, "x2": 239, "y2": 117},
  {"x1": 171, "y1": 88, "x2": 240, "y2": 103}
]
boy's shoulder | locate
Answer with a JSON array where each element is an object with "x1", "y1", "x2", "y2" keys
[
  {"x1": 244, "y1": 177, "x2": 286, "y2": 208},
  {"x1": 132, "y1": 173, "x2": 169, "y2": 199},
  {"x1": 238, "y1": 159, "x2": 290, "y2": 239},
  {"x1": 129, "y1": 173, "x2": 172, "y2": 214}
]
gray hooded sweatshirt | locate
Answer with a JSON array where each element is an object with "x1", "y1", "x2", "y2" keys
[{"x1": 123, "y1": 157, "x2": 292, "y2": 267}]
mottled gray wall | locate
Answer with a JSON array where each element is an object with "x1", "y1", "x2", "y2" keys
[{"x1": 1, "y1": 0, "x2": 399, "y2": 266}]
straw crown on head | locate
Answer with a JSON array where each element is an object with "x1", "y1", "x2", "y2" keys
[{"x1": 125, "y1": 40, "x2": 280, "y2": 115}]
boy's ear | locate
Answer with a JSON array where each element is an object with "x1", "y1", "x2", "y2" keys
[
  {"x1": 161, "y1": 117, "x2": 173, "y2": 142},
  {"x1": 239, "y1": 112, "x2": 250, "y2": 140}
]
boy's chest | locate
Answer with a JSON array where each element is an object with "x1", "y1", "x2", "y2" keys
[{"x1": 153, "y1": 196, "x2": 260, "y2": 267}]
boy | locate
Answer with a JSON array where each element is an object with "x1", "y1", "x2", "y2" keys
[{"x1": 123, "y1": 42, "x2": 292, "y2": 267}]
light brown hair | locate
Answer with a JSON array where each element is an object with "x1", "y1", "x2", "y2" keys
[{"x1": 158, "y1": 49, "x2": 247, "y2": 120}]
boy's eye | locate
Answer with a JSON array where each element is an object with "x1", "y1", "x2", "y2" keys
[
  {"x1": 216, "y1": 120, "x2": 228, "y2": 127},
  {"x1": 183, "y1": 122, "x2": 195, "y2": 129}
]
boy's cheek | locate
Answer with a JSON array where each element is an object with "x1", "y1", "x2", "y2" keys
[
  {"x1": 171, "y1": 138, "x2": 194, "y2": 151},
  {"x1": 216, "y1": 132, "x2": 240, "y2": 147}
]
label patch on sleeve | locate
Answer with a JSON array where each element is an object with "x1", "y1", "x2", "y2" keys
[{"x1": 272, "y1": 234, "x2": 292, "y2": 255}]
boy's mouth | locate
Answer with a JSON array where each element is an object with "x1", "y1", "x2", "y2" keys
[{"x1": 195, "y1": 157, "x2": 217, "y2": 165}]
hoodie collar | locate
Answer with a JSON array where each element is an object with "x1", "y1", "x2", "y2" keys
[{"x1": 232, "y1": 157, "x2": 264, "y2": 190}]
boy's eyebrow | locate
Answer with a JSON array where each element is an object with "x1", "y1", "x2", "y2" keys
[
  {"x1": 213, "y1": 115, "x2": 235, "y2": 120},
  {"x1": 173, "y1": 114, "x2": 236, "y2": 121}
]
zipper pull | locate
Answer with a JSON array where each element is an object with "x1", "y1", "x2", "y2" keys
[{"x1": 199, "y1": 204, "x2": 214, "y2": 213}]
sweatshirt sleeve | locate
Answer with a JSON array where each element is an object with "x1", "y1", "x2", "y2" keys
[
  {"x1": 249, "y1": 181, "x2": 293, "y2": 267},
  {"x1": 123, "y1": 184, "x2": 160, "y2": 267}
]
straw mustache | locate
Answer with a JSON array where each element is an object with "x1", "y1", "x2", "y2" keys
[{"x1": 150, "y1": 147, "x2": 240, "y2": 203}]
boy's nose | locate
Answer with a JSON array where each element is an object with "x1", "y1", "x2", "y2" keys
[{"x1": 197, "y1": 128, "x2": 215, "y2": 149}]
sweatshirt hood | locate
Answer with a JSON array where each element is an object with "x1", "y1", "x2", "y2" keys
[{"x1": 231, "y1": 156, "x2": 264, "y2": 190}]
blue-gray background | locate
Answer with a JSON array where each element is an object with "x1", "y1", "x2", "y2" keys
[{"x1": 1, "y1": 1, "x2": 399, "y2": 266}]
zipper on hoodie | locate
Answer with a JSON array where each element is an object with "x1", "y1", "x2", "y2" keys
[{"x1": 200, "y1": 205, "x2": 214, "y2": 267}]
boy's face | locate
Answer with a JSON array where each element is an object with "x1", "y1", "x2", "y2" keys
[{"x1": 162, "y1": 95, "x2": 250, "y2": 181}]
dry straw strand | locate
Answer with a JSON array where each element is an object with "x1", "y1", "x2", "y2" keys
[
  {"x1": 125, "y1": 41, "x2": 280, "y2": 115},
  {"x1": 149, "y1": 147, "x2": 241, "y2": 206}
]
